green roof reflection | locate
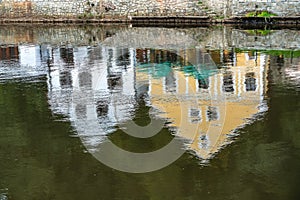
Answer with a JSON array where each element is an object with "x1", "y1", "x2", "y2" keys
[
  {"x1": 137, "y1": 62, "x2": 172, "y2": 78},
  {"x1": 137, "y1": 62, "x2": 217, "y2": 80}
]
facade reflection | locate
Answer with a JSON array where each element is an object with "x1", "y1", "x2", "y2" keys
[
  {"x1": 44, "y1": 46, "x2": 269, "y2": 161},
  {"x1": 0, "y1": 43, "x2": 269, "y2": 161},
  {"x1": 47, "y1": 46, "x2": 137, "y2": 151},
  {"x1": 135, "y1": 49, "x2": 268, "y2": 159}
]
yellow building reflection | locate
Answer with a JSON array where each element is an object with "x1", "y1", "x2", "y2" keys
[{"x1": 136, "y1": 49, "x2": 269, "y2": 160}]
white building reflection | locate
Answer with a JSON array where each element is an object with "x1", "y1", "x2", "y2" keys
[
  {"x1": 19, "y1": 45, "x2": 42, "y2": 67},
  {"x1": 46, "y1": 46, "x2": 139, "y2": 151},
  {"x1": 0, "y1": 44, "x2": 48, "y2": 80}
]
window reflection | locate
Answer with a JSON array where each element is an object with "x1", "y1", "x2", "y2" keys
[
  {"x1": 206, "y1": 106, "x2": 218, "y2": 121},
  {"x1": 40, "y1": 45, "x2": 53, "y2": 64},
  {"x1": 245, "y1": 72, "x2": 256, "y2": 91},
  {"x1": 60, "y1": 47, "x2": 74, "y2": 65},
  {"x1": 276, "y1": 55, "x2": 284, "y2": 69},
  {"x1": 223, "y1": 72, "x2": 234, "y2": 92},
  {"x1": 75, "y1": 104, "x2": 86, "y2": 119},
  {"x1": 0, "y1": 45, "x2": 19, "y2": 60},
  {"x1": 199, "y1": 135, "x2": 209, "y2": 149},
  {"x1": 198, "y1": 78, "x2": 209, "y2": 89},
  {"x1": 96, "y1": 100, "x2": 109, "y2": 117},
  {"x1": 189, "y1": 108, "x2": 201, "y2": 123},
  {"x1": 59, "y1": 70, "x2": 72, "y2": 89},
  {"x1": 116, "y1": 48, "x2": 130, "y2": 68},
  {"x1": 79, "y1": 71, "x2": 92, "y2": 89},
  {"x1": 88, "y1": 46, "x2": 102, "y2": 61},
  {"x1": 107, "y1": 49, "x2": 123, "y2": 91},
  {"x1": 107, "y1": 74, "x2": 122, "y2": 91},
  {"x1": 165, "y1": 70, "x2": 176, "y2": 93}
]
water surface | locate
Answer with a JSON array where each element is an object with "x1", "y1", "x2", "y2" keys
[{"x1": 0, "y1": 25, "x2": 299, "y2": 200}]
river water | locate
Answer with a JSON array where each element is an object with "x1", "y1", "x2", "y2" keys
[{"x1": 0, "y1": 25, "x2": 299, "y2": 200}]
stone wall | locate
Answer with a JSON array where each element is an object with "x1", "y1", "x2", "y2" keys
[
  {"x1": 201, "y1": 0, "x2": 231, "y2": 17},
  {"x1": 101, "y1": 27, "x2": 200, "y2": 48},
  {"x1": 0, "y1": 0, "x2": 204, "y2": 17},
  {"x1": 231, "y1": 29, "x2": 300, "y2": 50},
  {"x1": 0, "y1": 0, "x2": 91, "y2": 17},
  {"x1": 112, "y1": 0, "x2": 204, "y2": 16},
  {"x1": 203, "y1": 0, "x2": 300, "y2": 17},
  {"x1": 0, "y1": 25, "x2": 127, "y2": 45},
  {"x1": 231, "y1": 0, "x2": 300, "y2": 16},
  {"x1": 0, "y1": 0, "x2": 299, "y2": 17},
  {"x1": 194, "y1": 26, "x2": 300, "y2": 50},
  {"x1": 32, "y1": 0, "x2": 88, "y2": 16}
]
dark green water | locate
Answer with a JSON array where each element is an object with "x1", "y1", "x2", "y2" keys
[{"x1": 0, "y1": 26, "x2": 299, "y2": 200}]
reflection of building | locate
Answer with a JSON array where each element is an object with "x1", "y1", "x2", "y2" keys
[
  {"x1": 0, "y1": 45, "x2": 19, "y2": 60},
  {"x1": 0, "y1": 44, "x2": 51, "y2": 80},
  {"x1": 19, "y1": 45, "x2": 42, "y2": 67},
  {"x1": 46, "y1": 46, "x2": 268, "y2": 161},
  {"x1": 0, "y1": 44, "x2": 52, "y2": 66},
  {"x1": 47, "y1": 46, "x2": 137, "y2": 151},
  {"x1": 135, "y1": 49, "x2": 268, "y2": 160},
  {"x1": 269, "y1": 55, "x2": 300, "y2": 86}
]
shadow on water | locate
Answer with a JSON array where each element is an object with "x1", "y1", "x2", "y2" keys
[{"x1": 0, "y1": 25, "x2": 299, "y2": 200}]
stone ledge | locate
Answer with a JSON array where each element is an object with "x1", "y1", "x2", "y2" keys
[
  {"x1": 0, "y1": 17, "x2": 130, "y2": 24},
  {"x1": 131, "y1": 16, "x2": 210, "y2": 25},
  {"x1": 0, "y1": 16, "x2": 299, "y2": 26}
]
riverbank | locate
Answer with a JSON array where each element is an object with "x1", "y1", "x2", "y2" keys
[{"x1": 0, "y1": 16, "x2": 299, "y2": 27}]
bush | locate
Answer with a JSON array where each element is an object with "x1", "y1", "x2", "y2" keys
[{"x1": 246, "y1": 11, "x2": 277, "y2": 17}]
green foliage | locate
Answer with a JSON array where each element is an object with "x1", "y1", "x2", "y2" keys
[
  {"x1": 235, "y1": 49, "x2": 300, "y2": 58},
  {"x1": 246, "y1": 29, "x2": 272, "y2": 36},
  {"x1": 261, "y1": 50, "x2": 300, "y2": 57},
  {"x1": 246, "y1": 11, "x2": 277, "y2": 17},
  {"x1": 214, "y1": 15, "x2": 225, "y2": 20}
]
